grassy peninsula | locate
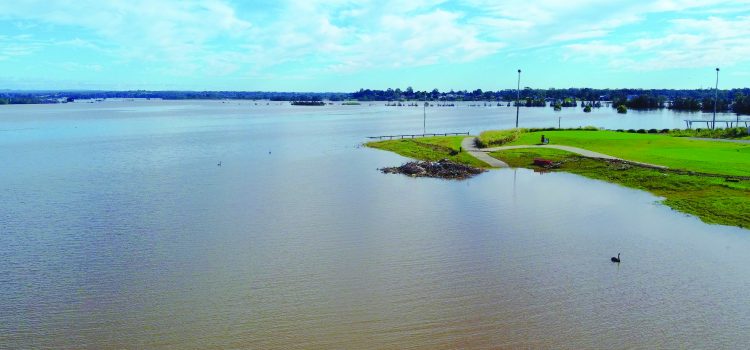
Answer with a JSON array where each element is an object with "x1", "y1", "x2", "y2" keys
[
  {"x1": 367, "y1": 129, "x2": 750, "y2": 228},
  {"x1": 366, "y1": 136, "x2": 487, "y2": 168}
]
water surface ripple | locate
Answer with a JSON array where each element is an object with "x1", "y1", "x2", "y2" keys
[{"x1": 1, "y1": 101, "x2": 748, "y2": 349}]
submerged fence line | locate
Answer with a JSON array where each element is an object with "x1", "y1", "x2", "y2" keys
[{"x1": 367, "y1": 132, "x2": 470, "y2": 140}]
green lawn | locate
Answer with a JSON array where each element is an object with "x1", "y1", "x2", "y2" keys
[
  {"x1": 366, "y1": 131, "x2": 750, "y2": 228},
  {"x1": 489, "y1": 148, "x2": 750, "y2": 228},
  {"x1": 366, "y1": 136, "x2": 487, "y2": 168},
  {"x1": 503, "y1": 130, "x2": 750, "y2": 176},
  {"x1": 489, "y1": 147, "x2": 572, "y2": 167}
]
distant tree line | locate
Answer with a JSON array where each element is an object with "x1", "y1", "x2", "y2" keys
[
  {"x1": 0, "y1": 93, "x2": 51, "y2": 104},
  {"x1": 352, "y1": 87, "x2": 750, "y2": 115},
  {"x1": 0, "y1": 90, "x2": 349, "y2": 103},
  {"x1": 3, "y1": 87, "x2": 750, "y2": 115},
  {"x1": 733, "y1": 93, "x2": 750, "y2": 114}
]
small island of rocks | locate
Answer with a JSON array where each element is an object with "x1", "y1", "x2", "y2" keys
[{"x1": 379, "y1": 159, "x2": 485, "y2": 180}]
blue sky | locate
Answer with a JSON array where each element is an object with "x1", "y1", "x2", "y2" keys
[{"x1": 1, "y1": 0, "x2": 749, "y2": 91}]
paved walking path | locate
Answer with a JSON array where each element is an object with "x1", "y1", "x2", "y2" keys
[
  {"x1": 461, "y1": 137, "x2": 667, "y2": 169},
  {"x1": 461, "y1": 137, "x2": 508, "y2": 167}
]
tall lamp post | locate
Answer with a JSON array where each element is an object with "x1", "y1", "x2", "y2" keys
[
  {"x1": 712, "y1": 67, "x2": 719, "y2": 129},
  {"x1": 515, "y1": 69, "x2": 521, "y2": 128},
  {"x1": 423, "y1": 91, "x2": 427, "y2": 135}
]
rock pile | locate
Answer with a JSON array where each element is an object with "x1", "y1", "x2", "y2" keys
[
  {"x1": 533, "y1": 158, "x2": 561, "y2": 168},
  {"x1": 380, "y1": 159, "x2": 485, "y2": 179}
]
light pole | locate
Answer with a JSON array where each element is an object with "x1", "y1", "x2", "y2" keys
[
  {"x1": 515, "y1": 69, "x2": 521, "y2": 129},
  {"x1": 423, "y1": 92, "x2": 427, "y2": 135},
  {"x1": 712, "y1": 67, "x2": 719, "y2": 129}
]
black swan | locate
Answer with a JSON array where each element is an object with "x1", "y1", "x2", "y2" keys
[{"x1": 611, "y1": 253, "x2": 621, "y2": 263}]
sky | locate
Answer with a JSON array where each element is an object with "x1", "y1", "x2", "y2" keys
[{"x1": 1, "y1": 0, "x2": 750, "y2": 91}]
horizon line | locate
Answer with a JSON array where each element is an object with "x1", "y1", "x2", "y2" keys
[{"x1": 3, "y1": 87, "x2": 750, "y2": 93}]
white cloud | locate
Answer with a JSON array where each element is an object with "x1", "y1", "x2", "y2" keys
[
  {"x1": 0, "y1": 0, "x2": 252, "y2": 74},
  {"x1": 466, "y1": 0, "x2": 641, "y2": 42},
  {"x1": 1, "y1": 0, "x2": 749, "y2": 80},
  {"x1": 467, "y1": 0, "x2": 749, "y2": 49},
  {"x1": 59, "y1": 62, "x2": 103, "y2": 72},
  {"x1": 329, "y1": 9, "x2": 503, "y2": 71},
  {"x1": 551, "y1": 30, "x2": 610, "y2": 42},
  {"x1": 564, "y1": 15, "x2": 750, "y2": 71},
  {"x1": 0, "y1": 35, "x2": 44, "y2": 60},
  {"x1": 565, "y1": 41, "x2": 626, "y2": 57},
  {"x1": 229, "y1": 1, "x2": 502, "y2": 74}
]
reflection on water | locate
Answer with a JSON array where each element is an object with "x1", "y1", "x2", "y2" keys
[{"x1": 1, "y1": 101, "x2": 748, "y2": 349}]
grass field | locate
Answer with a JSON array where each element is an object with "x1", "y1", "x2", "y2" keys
[
  {"x1": 366, "y1": 130, "x2": 750, "y2": 228},
  {"x1": 489, "y1": 147, "x2": 750, "y2": 228},
  {"x1": 503, "y1": 130, "x2": 750, "y2": 176},
  {"x1": 366, "y1": 136, "x2": 487, "y2": 168}
]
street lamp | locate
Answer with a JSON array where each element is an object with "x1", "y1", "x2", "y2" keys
[
  {"x1": 712, "y1": 67, "x2": 719, "y2": 129},
  {"x1": 515, "y1": 69, "x2": 521, "y2": 129},
  {"x1": 423, "y1": 91, "x2": 427, "y2": 135}
]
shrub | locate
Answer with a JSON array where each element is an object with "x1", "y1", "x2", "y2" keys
[
  {"x1": 527, "y1": 127, "x2": 599, "y2": 132},
  {"x1": 477, "y1": 129, "x2": 524, "y2": 147},
  {"x1": 636, "y1": 129, "x2": 646, "y2": 133},
  {"x1": 647, "y1": 128, "x2": 658, "y2": 134},
  {"x1": 660, "y1": 129, "x2": 670, "y2": 133},
  {"x1": 616, "y1": 129, "x2": 624, "y2": 132},
  {"x1": 665, "y1": 127, "x2": 748, "y2": 139},
  {"x1": 627, "y1": 129, "x2": 636, "y2": 133},
  {"x1": 616, "y1": 105, "x2": 627, "y2": 114},
  {"x1": 528, "y1": 127, "x2": 557, "y2": 132}
]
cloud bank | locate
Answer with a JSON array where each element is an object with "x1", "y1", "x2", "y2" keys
[{"x1": 1, "y1": 0, "x2": 748, "y2": 88}]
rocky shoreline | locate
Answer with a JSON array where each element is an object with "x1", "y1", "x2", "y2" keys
[{"x1": 380, "y1": 159, "x2": 485, "y2": 179}]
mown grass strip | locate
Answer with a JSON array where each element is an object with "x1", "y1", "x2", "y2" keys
[
  {"x1": 489, "y1": 148, "x2": 750, "y2": 228},
  {"x1": 502, "y1": 130, "x2": 750, "y2": 176}
]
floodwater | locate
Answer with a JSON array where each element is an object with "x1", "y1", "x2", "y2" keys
[{"x1": 1, "y1": 101, "x2": 748, "y2": 349}]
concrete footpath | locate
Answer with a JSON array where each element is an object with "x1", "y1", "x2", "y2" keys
[{"x1": 461, "y1": 137, "x2": 509, "y2": 167}]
